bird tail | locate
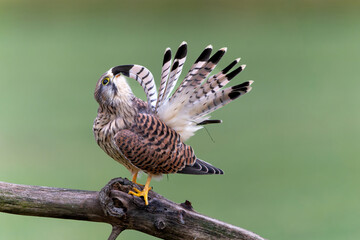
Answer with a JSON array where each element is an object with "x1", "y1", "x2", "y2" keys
[
  {"x1": 156, "y1": 42, "x2": 253, "y2": 141},
  {"x1": 177, "y1": 158, "x2": 224, "y2": 175}
]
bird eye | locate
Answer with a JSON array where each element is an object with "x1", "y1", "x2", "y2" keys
[{"x1": 102, "y1": 77, "x2": 110, "y2": 86}]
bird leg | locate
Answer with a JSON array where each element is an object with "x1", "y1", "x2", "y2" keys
[
  {"x1": 131, "y1": 171, "x2": 143, "y2": 185},
  {"x1": 128, "y1": 175, "x2": 152, "y2": 205}
]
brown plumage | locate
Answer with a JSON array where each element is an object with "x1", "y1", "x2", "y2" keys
[
  {"x1": 93, "y1": 42, "x2": 253, "y2": 205},
  {"x1": 113, "y1": 113, "x2": 196, "y2": 175}
]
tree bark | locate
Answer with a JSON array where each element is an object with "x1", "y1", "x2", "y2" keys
[{"x1": 0, "y1": 178, "x2": 266, "y2": 240}]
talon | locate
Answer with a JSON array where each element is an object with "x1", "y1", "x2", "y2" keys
[
  {"x1": 128, "y1": 189, "x2": 150, "y2": 205},
  {"x1": 128, "y1": 175, "x2": 152, "y2": 205},
  {"x1": 128, "y1": 190, "x2": 139, "y2": 196},
  {"x1": 131, "y1": 187, "x2": 142, "y2": 193}
]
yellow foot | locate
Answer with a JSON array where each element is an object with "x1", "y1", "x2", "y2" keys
[
  {"x1": 128, "y1": 175, "x2": 152, "y2": 205},
  {"x1": 131, "y1": 186, "x2": 151, "y2": 194},
  {"x1": 129, "y1": 187, "x2": 151, "y2": 205}
]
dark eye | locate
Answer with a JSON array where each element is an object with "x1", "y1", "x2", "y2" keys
[{"x1": 102, "y1": 77, "x2": 110, "y2": 86}]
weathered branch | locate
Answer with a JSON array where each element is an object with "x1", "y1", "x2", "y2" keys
[{"x1": 0, "y1": 178, "x2": 266, "y2": 240}]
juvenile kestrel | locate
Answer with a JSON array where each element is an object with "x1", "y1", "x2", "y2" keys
[{"x1": 93, "y1": 42, "x2": 253, "y2": 205}]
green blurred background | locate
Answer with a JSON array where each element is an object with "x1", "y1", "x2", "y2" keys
[{"x1": 1, "y1": 0, "x2": 359, "y2": 239}]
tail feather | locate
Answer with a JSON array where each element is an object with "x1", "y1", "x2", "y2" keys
[{"x1": 178, "y1": 159, "x2": 224, "y2": 175}]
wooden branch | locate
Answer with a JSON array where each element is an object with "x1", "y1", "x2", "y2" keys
[{"x1": 0, "y1": 178, "x2": 266, "y2": 240}]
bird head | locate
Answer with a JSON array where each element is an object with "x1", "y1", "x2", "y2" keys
[{"x1": 94, "y1": 66, "x2": 134, "y2": 109}]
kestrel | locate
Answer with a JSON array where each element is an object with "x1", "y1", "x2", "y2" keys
[{"x1": 93, "y1": 42, "x2": 253, "y2": 205}]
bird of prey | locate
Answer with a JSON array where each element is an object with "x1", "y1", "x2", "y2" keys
[{"x1": 93, "y1": 42, "x2": 253, "y2": 205}]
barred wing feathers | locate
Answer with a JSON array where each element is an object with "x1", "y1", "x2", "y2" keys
[
  {"x1": 161, "y1": 42, "x2": 187, "y2": 104},
  {"x1": 157, "y1": 44, "x2": 253, "y2": 141},
  {"x1": 155, "y1": 48, "x2": 172, "y2": 111},
  {"x1": 111, "y1": 65, "x2": 158, "y2": 111},
  {"x1": 113, "y1": 113, "x2": 223, "y2": 175}
]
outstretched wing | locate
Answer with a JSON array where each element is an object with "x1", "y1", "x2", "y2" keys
[
  {"x1": 111, "y1": 43, "x2": 253, "y2": 143},
  {"x1": 156, "y1": 44, "x2": 253, "y2": 141},
  {"x1": 112, "y1": 113, "x2": 196, "y2": 175}
]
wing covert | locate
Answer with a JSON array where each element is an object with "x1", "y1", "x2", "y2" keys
[{"x1": 113, "y1": 113, "x2": 196, "y2": 175}]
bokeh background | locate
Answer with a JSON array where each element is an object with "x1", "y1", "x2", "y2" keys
[{"x1": 1, "y1": 0, "x2": 359, "y2": 239}]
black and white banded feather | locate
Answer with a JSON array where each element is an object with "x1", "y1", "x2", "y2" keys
[
  {"x1": 112, "y1": 64, "x2": 158, "y2": 111},
  {"x1": 157, "y1": 41, "x2": 187, "y2": 109},
  {"x1": 178, "y1": 158, "x2": 224, "y2": 175}
]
